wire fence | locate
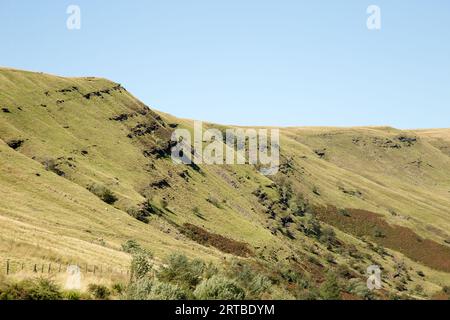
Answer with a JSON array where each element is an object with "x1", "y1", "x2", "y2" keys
[{"x1": 2, "y1": 259, "x2": 129, "y2": 277}]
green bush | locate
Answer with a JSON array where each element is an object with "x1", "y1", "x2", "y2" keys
[
  {"x1": 319, "y1": 272, "x2": 341, "y2": 300},
  {"x1": 247, "y1": 274, "x2": 272, "y2": 297},
  {"x1": 127, "y1": 278, "x2": 189, "y2": 300},
  {"x1": 291, "y1": 194, "x2": 310, "y2": 216},
  {"x1": 320, "y1": 227, "x2": 337, "y2": 246},
  {"x1": 63, "y1": 290, "x2": 83, "y2": 300},
  {"x1": 141, "y1": 199, "x2": 164, "y2": 216},
  {"x1": 130, "y1": 252, "x2": 153, "y2": 280},
  {"x1": 157, "y1": 254, "x2": 204, "y2": 289},
  {"x1": 336, "y1": 264, "x2": 352, "y2": 279},
  {"x1": 374, "y1": 229, "x2": 385, "y2": 238},
  {"x1": 127, "y1": 207, "x2": 150, "y2": 223},
  {"x1": 147, "y1": 281, "x2": 189, "y2": 300},
  {"x1": 346, "y1": 278, "x2": 373, "y2": 300},
  {"x1": 0, "y1": 278, "x2": 62, "y2": 300},
  {"x1": 122, "y1": 239, "x2": 142, "y2": 254},
  {"x1": 87, "y1": 183, "x2": 118, "y2": 204},
  {"x1": 87, "y1": 284, "x2": 111, "y2": 300},
  {"x1": 194, "y1": 275, "x2": 245, "y2": 300},
  {"x1": 227, "y1": 260, "x2": 271, "y2": 298},
  {"x1": 414, "y1": 284, "x2": 424, "y2": 295},
  {"x1": 297, "y1": 214, "x2": 322, "y2": 238},
  {"x1": 127, "y1": 277, "x2": 153, "y2": 300},
  {"x1": 111, "y1": 282, "x2": 126, "y2": 296}
]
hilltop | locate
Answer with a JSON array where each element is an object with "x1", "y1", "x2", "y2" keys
[{"x1": 1, "y1": 67, "x2": 449, "y2": 299}]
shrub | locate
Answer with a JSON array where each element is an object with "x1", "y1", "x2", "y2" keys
[
  {"x1": 336, "y1": 264, "x2": 352, "y2": 279},
  {"x1": 312, "y1": 186, "x2": 321, "y2": 196},
  {"x1": 87, "y1": 284, "x2": 111, "y2": 300},
  {"x1": 203, "y1": 262, "x2": 219, "y2": 279},
  {"x1": 338, "y1": 208, "x2": 351, "y2": 217},
  {"x1": 297, "y1": 214, "x2": 322, "y2": 238},
  {"x1": 127, "y1": 278, "x2": 190, "y2": 300},
  {"x1": 87, "y1": 183, "x2": 118, "y2": 204},
  {"x1": 194, "y1": 275, "x2": 245, "y2": 300},
  {"x1": 207, "y1": 195, "x2": 223, "y2": 209},
  {"x1": 141, "y1": 199, "x2": 164, "y2": 216},
  {"x1": 247, "y1": 274, "x2": 272, "y2": 297},
  {"x1": 373, "y1": 244, "x2": 386, "y2": 256},
  {"x1": 192, "y1": 206, "x2": 204, "y2": 219},
  {"x1": 416, "y1": 270, "x2": 425, "y2": 278},
  {"x1": 442, "y1": 286, "x2": 450, "y2": 295},
  {"x1": 127, "y1": 277, "x2": 154, "y2": 300},
  {"x1": 0, "y1": 278, "x2": 62, "y2": 300},
  {"x1": 291, "y1": 194, "x2": 310, "y2": 216},
  {"x1": 160, "y1": 199, "x2": 169, "y2": 210},
  {"x1": 320, "y1": 227, "x2": 337, "y2": 246},
  {"x1": 157, "y1": 254, "x2": 204, "y2": 289},
  {"x1": 394, "y1": 281, "x2": 407, "y2": 292},
  {"x1": 324, "y1": 253, "x2": 335, "y2": 264},
  {"x1": 43, "y1": 159, "x2": 65, "y2": 176},
  {"x1": 346, "y1": 244, "x2": 361, "y2": 258},
  {"x1": 414, "y1": 284, "x2": 424, "y2": 294},
  {"x1": 346, "y1": 278, "x2": 373, "y2": 300},
  {"x1": 122, "y1": 240, "x2": 153, "y2": 260},
  {"x1": 111, "y1": 282, "x2": 126, "y2": 296},
  {"x1": 127, "y1": 207, "x2": 149, "y2": 223},
  {"x1": 122, "y1": 240, "x2": 142, "y2": 254},
  {"x1": 277, "y1": 177, "x2": 293, "y2": 206},
  {"x1": 130, "y1": 252, "x2": 153, "y2": 280},
  {"x1": 63, "y1": 290, "x2": 82, "y2": 300},
  {"x1": 147, "y1": 281, "x2": 189, "y2": 300},
  {"x1": 127, "y1": 200, "x2": 163, "y2": 223},
  {"x1": 227, "y1": 260, "x2": 271, "y2": 298},
  {"x1": 319, "y1": 272, "x2": 341, "y2": 300},
  {"x1": 374, "y1": 229, "x2": 385, "y2": 238},
  {"x1": 279, "y1": 266, "x2": 301, "y2": 283}
]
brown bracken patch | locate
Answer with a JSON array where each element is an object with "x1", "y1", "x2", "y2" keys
[
  {"x1": 315, "y1": 206, "x2": 450, "y2": 273},
  {"x1": 180, "y1": 223, "x2": 253, "y2": 257}
]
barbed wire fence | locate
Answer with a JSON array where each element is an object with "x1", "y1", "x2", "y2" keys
[{"x1": 2, "y1": 259, "x2": 129, "y2": 277}]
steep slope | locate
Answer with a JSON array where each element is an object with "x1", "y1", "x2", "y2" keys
[{"x1": 1, "y1": 67, "x2": 449, "y2": 298}]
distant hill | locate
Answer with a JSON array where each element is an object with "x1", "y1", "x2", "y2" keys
[{"x1": 1, "y1": 67, "x2": 449, "y2": 299}]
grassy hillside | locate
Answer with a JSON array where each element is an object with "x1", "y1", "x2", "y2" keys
[{"x1": 1, "y1": 67, "x2": 449, "y2": 299}]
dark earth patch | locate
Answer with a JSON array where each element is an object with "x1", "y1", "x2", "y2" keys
[
  {"x1": 181, "y1": 223, "x2": 253, "y2": 257},
  {"x1": 315, "y1": 206, "x2": 450, "y2": 272}
]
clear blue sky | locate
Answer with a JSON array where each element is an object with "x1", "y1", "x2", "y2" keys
[{"x1": 1, "y1": 1, "x2": 449, "y2": 128}]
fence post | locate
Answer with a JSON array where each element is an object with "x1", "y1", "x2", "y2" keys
[
  {"x1": 59, "y1": 264, "x2": 62, "y2": 273},
  {"x1": 34, "y1": 264, "x2": 37, "y2": 273},
  {"x1": 21, "y1": 263, "x2": 24, "y2": 271},
  {"x1": 41, "y1": 264, "x2": 44, "y2": 273},
  {"x1": 6, "y1": 260, "x2": 10, "y2": 275},
  {"x1": 48, "y1": 263, "x2": 51, "y2": 273}
]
